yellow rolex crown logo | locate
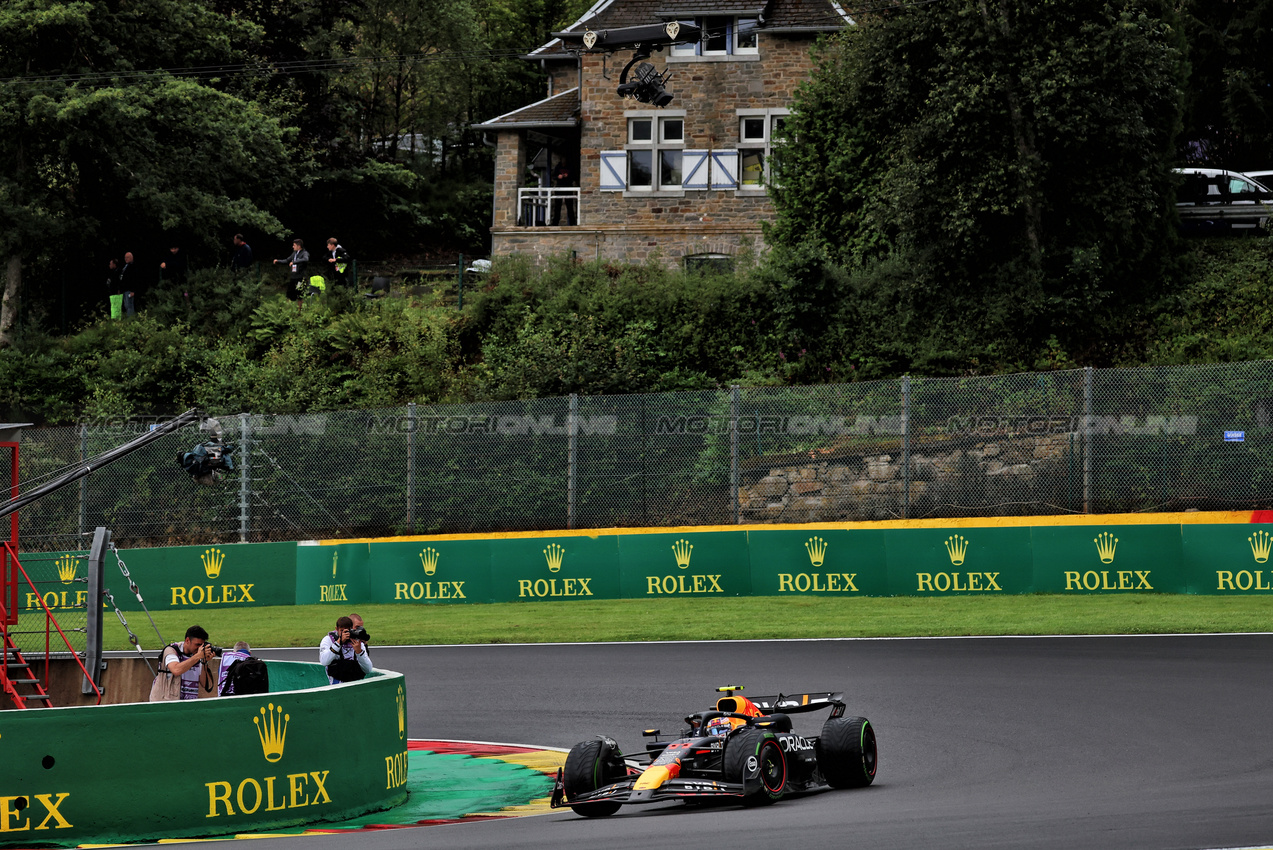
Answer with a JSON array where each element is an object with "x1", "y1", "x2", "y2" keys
[
  {"x1": 201, "y1": 547, "x2": 225, "y2": 579},
  {"x1": 1250, "y1": 530, "x2": 1271, "y2": 564},
  {"x1": 331, "y1": 551, "x2": 339, "y2": 578},
  {"x1": 944, "y1": 535, "x2": 968, "y2": 566},
  {"x1": 672, "y1": 539, "x2": 693, "y2": 570},
  {"x1": 397, "y1": 685, "x2": 406, "y2": 739},
  {"x1": 56, "y1": 555, "x2": 78, "y2": 585},
  {"x1": 805, "y1": 536, "x2": 827, "y2": 568},
  {"x1": 420, "y1": 547, "x2": 440, "y2": 576},
  {"x1": 544, "y1": 543, "x2": 565, "y2": 573},
  {"x1": 1094, "y1": 532, "x2": 1118, "y2": 564},
  {"x1": 255, "y1": 703, "x2": 289, "y2": 763}
]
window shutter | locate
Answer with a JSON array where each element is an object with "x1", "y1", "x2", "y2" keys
[
  {"x1": 681, "y1": 150, "x2": 709, "y2": 189},
  {"x1": 710, "y1": 151, "x2": 739, "y2": 189},
  {"x1": 599, "y1": 151, "x2": 627, "y2": 191}
]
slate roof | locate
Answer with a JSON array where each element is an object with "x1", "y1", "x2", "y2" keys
[
  {"x1": 529, "y1": 0, "x2": 849, "y2": 57},
  {"x1": 475, "y1": 88, "x2": 580, "y2": 129}
]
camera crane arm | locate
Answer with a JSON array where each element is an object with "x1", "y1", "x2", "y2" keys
[{"x1": 0, "y1": 407, "x2": 206, "y2": 522}]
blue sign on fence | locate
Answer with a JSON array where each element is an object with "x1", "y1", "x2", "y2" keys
[{"x1": 1224, "y1": 430, "x2": 1245, "y2": 442}]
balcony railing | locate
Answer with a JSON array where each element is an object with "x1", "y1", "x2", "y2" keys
[{"x1": 518, "y1": 187, "x2": 581, "y2": 227}]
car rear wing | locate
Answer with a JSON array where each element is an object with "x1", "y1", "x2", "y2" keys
[{"x1": 749, "y1": 692, "x2": 846, "y2": 716}]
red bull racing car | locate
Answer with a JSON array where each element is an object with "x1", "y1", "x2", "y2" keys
[{"x1": 550, "y1": 685, "x2": 877, "y2": 816}]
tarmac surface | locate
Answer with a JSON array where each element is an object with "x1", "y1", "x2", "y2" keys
[{"x1": 174, "y1": 634, "x2": 1273, "y2": 849}]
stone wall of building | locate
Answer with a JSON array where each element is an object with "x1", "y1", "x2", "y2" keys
[
  {"x1": 494, "y1": 222, "x2": 765, "y2": 265},
  {"x1": 490, "y1": 33, "x2": 818, "y2": 267},
  {"x1": 739, "y1": 434, "x2": 1077, "y2": 522}
]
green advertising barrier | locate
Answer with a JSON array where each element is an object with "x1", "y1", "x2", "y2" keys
[
  {"x1": 1031, "y1": 525, "x2": 1185, "y2": 594},
  {"x1": 747, "y1": 529, "x2": 888, "y2": 596},
  {"x1": 618, "y1": 530, "x2": 752, "y2": 598},
  {"x1": 24, "y1": 515, "x2": 1273, "y2": 610},
  {"x1": 378, "y1": 539, "x2": 495, "y2": 605},
  {"x1": 0, "y1": 663, "x2": 407, "y2": 847},
  {"x1": 488, "y1": 534, "x2": 621, "y2": 603},
  {"x1": 18, "y1": 542, "x2": 297, "y2": 617},
  {"x1": 1182, "y1": 524, "x2": 1273, "y2": 594},
  {"x1": 884, "y1": 526, "x2": 1034, "y2": 595},
  {"x1": 296, "y1": 542, "x2": 373, "y2": 606}
]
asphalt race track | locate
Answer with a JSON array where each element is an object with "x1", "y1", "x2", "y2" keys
[{"x1": 183, "y1": 635, "x2": 1273, "y2": 849}]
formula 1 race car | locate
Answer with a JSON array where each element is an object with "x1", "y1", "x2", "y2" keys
[{"x1": 550, "y1": 685, "x2": 877, "y2": 816}]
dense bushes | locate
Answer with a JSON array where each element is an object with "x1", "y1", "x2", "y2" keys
[{"x1": 0, "y1": 237, "x2": 1268, "y2": 424}]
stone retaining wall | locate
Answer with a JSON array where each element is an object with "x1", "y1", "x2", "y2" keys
[{"x1": 740, "y1": 434, "x2": 1077, "y2": 521}]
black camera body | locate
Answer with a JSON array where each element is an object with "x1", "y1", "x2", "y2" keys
[
  {"x1": 348, "y1": 626, "x2": 370, "y2": 643},
  {"x1": 206, "y1": 645, "x2": 225, "y2": 656}
]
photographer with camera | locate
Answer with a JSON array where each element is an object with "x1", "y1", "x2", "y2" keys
[
  {"x1": 319, "y1": 616, "x2": 372, "y2": 684},
  {"x1": 148, "y1": 625, "x2": 219, "y2": 701}
]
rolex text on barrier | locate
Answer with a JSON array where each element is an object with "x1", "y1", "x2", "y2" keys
[{"x1": 0, "y1": 663, "x2": 407, "y2": 846}]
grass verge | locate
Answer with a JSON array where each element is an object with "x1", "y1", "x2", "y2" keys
[{"x1": 100, "y1": 595, "x2": 1273, "y2": 651}]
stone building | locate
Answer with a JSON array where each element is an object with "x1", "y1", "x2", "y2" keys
[{"x1": 476, "y1": 0, "x2": 851, "y2": 268}]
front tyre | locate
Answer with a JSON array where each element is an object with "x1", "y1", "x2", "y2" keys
[
  {"x1": 816, "y1": 716, "x2": 877, "y2": 788},
  {"x1": 563, "y1": 737, "x2": 625, "y2": 817},
  {"x1": 724, "y1": 727, "x2": 787, "y2": 806}
]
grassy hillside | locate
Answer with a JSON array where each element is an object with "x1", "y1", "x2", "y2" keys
[{"x1": 2, "y1": 236, "x2": 1270, "y2": 425}]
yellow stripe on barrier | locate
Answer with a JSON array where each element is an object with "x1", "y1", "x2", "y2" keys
[{"x1": 319, "y1": 510, "x2": 1254, "y2": 546}]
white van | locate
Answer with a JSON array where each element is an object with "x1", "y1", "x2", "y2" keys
[{"x1": 1174, "y1": 167, "x2": 1273, "y2": 233}]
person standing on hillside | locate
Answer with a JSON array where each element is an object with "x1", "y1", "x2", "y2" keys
[
  {"x1": 230, "y1": 233, "x2": 254, "y2": 273},
  {"x1": 325, "y1": 238, "x2": 351, "y2": 288},
  {"x1": 273, "y1": 238, "x2": 309, "y2": 299},
  {"x1": 117, "y1": 251, "x2": 139, "y2": 316}
]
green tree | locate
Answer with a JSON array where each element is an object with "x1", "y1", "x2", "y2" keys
[
  {"x1": 0, "y1": 0, "x2": 296, "y2": 346},
  {"x1": 1177, "y1": 0, "x2": 1273, "y2": 169},
  {"x1": 771, "y1": 1, "x2": 1187, "y2": 369}
]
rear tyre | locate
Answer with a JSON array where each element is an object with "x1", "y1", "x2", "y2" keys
[
  {"x1": 724, "y1": 727, "x2": 787, "y2": 806},
  {"x1": 816, "y1": 716, "x2": 877, "y2": 788},
  {"x1": 563, "y1": 737, "x2": 625, "y2": 817}
]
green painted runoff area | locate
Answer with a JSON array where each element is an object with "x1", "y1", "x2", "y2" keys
[{"x1": 305, "y1": 750, "x2": 554, "y2": 830}]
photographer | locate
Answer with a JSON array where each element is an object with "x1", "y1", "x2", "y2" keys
[
  {"x1": 149, "y1": 625, "x2": 218, "y2": 701},
  {"x1": 319, "y1": 616, "x2": 372, "y2": 684}
]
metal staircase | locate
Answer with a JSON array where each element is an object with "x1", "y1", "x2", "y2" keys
[{"x1": 2, "y1": 631, "x2": 53, "y2": 708}]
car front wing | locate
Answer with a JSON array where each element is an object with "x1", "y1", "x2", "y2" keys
[{"x1": 550, "y1": 772, "x2": 748, "y2": 809}]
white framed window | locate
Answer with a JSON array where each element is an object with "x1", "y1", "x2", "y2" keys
[
  {"x1": 670, "y1": 16, "x2": 759, "y2": 57},
  {"x1": 736, "y1": 109, "x2": 789, "y2": 189},
  {"x1": 602, "y1": 112, "x2": 687, "y2": 192}
]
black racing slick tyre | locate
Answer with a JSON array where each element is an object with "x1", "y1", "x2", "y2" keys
[
  {"x1": 724, "y1": 727, "x2": 787, "y2": 806},
  {"x1": 816, "y1": 716, "x2": 877, "y2": 788},
  {"x1": 563, "y1": 737, "x2": 625, "y2": 817}
]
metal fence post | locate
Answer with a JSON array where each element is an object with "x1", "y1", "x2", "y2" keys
[
  {"x1": 239, "y1": 413, "x2": 251, "y2": 543},
  {"x1": 730, "y1": 385, "x2": 740, "y2": 524},
  {"x1": 902, "y1": 374, "x2": 911, "y2": 519},
  {"x1": 82, "y1": 526, "x2": 108, "y2": 695},
  {"x1": 1083, "y1": 366, "x2": 1093, "y2": 513},
  {"x1": 457, "y1": 253, "x2": 464, "y2": 311},
  {"x1": 568, "y1": 394, "x2": 578, "y2": 530},
  {"x1": 78, "y1": 423, "x2": 88, "y2": 537},
  {"x1": 407, "y1": 402, "x2": 416, "y2": 533}
]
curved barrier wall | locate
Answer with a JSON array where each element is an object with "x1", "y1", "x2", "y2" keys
[
  {"x1": 0, "y1": 662, "x2": 408, "y2": 846},
  {"x1": 20, "y1": 512, "x2": 1273, "y2": 619}
]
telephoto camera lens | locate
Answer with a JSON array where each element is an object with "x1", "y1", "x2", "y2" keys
[{"x1": 349, "y1": 627, "x2": 370, "y2": 643}]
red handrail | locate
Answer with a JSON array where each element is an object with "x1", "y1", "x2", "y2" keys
[{"x1": 3, "y1": 542, "x2": 102, "y2": 705}]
